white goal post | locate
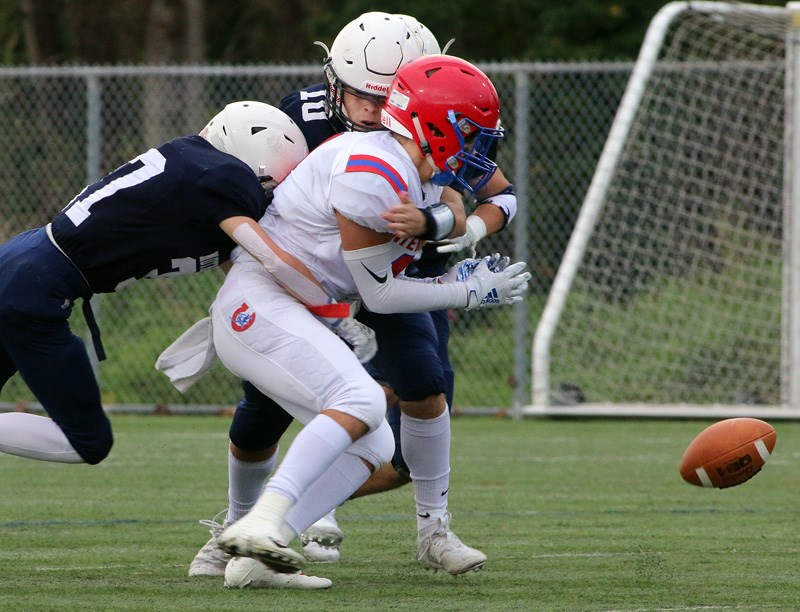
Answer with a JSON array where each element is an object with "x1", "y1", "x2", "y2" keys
[{"x1": 525, "y1": 1, "x2": 800, "y2": 419}]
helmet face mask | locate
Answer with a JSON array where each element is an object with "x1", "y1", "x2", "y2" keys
[
  {"x1": 319, "y1": 12, "x2": 423, "y2": 132},
  {"x1": 429, "y1": 111, "x2": 503, "y2": 193},
  {"x1": 201, "y1": 101, "x2": 308, "y2": 184},
  {"x1": 381, "y1": 56, "x2": 504, "y2": 195}
]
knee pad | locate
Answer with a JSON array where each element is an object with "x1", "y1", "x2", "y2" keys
[
  {"x1": 346, "y1": 419, "x2": 395, "y2": 470},
  {"x1": 331, "y1": 378, "x2": 388, "y2": 432}
]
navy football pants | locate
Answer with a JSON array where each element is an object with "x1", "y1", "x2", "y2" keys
[{"x1": 0, "y1": 229, "x2": 113, "y2": 464}]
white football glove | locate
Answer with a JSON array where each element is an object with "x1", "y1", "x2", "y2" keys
[
  {"x1": 314, "y1": 298, "x2": 377, "y2": 364},
  {"x1": 439, "y1": 253, "x2": 510, "y2": 284},
  {"x1": 436, "y1": 215, "x2": 487, "y2": 257},
  {"x1": 464, "y1": 257, "x2": 531, "y2": 310},
  {"x1": 329, "y1": 317, "x2": 378, "y2": 363}
]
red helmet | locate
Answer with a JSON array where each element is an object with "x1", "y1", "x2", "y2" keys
[{"x1": 380, "y1": 55, "x2": 503, "y2": 193}]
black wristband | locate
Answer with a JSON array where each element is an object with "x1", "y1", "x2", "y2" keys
[{"x1": 420, "y1": 202, "x2": 456, "y2": 241}]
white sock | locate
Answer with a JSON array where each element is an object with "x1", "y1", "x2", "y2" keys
[
  {"x1": 264, "y1": 414, "x2": 353, "y2": 503},
  {"x1": 284, "y1": 452, "x2": 370, "y2": 536},
  {"x1": 227, "y1": 447, "x2": 278, "y2": 523},
  {"x1": 0, "y1": 412, "x2": 84, "y2": 463},
  {"x1": 401, "y1": 409, "x2": 451, "y2": 532}
]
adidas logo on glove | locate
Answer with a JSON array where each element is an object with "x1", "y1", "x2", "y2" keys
[{"x1": 480, "y1": 288, "x2": 500, "y2": 306}]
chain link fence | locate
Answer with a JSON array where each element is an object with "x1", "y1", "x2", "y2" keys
[{"x1": 0, "y1": 62, "x2": 631, "y2": 413}]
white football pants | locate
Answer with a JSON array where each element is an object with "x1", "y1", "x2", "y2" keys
[{"x1": 211, "y1": 263, "x2": 388, "y2": 433}]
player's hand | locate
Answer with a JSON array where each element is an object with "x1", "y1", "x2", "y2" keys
[
  {"x1": 311, "y1": 299, "x2": 377, "y2": 363},
  {"x1": 436, "y1": 215, "x2": 487, "y2": 257},
  {"x1": 439, "y1": 253, "x2": 508, "y2": 284},
  {"x1": 464, "y1": 257, "x2": 531, "y2": 310},
  {"x1": 331, "y1": 317, "x2": 378, "y2": 363},
  {"x1": 382, "y1": 191, "x2": 425, "y2": 240}
]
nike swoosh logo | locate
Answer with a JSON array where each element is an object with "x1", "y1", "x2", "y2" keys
[
  {"x1": 417, "y1": 512, "x2": 431, "y2": 519},
  {"x1": 441, "y1": 488, "x2": 449, "y2": 496},
  {"x1": 362, "y1": 263, "x2": 388, "y2": 284}
]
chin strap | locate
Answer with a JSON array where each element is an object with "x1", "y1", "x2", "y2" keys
[{"x1": 411, "y1": 113, "x2": 447, "y2": 182}]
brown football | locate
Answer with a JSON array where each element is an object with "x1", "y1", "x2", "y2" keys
[{"x1": 679, "y1": 418, "x2": 776, "y2": 488}]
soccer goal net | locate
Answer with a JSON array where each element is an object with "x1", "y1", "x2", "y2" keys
[{"x1": 529, "y1": 1, "x2": 800, "y2": 418}]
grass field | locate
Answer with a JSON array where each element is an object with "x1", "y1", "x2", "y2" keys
[{"x1": 1, "y1": 414, "x2": 799, "y2": 611}]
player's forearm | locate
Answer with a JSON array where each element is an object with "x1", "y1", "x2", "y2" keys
[
  {"x1": 220, "y1": 216, "x2": 333, "y2": 307},
  {"x1": 343, "y1": 243, "x2": 468, "y2": 313},
  {"x1": 471, "y1": 202, "x2": 507, "y2": 235},
  {"x1": 440, "y1": 186, "x2": 467, "y2": 238}
]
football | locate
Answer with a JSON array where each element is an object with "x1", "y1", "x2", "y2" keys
[{"x1": 679, "y1": 418, "x2": 777, "y2": 488}]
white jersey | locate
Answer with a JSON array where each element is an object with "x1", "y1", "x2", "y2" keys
[{"x1": 232, "y1": 131, "x2": 443, "y2": 300}]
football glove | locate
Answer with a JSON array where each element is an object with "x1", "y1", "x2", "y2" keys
[
  {"x1": 439, "y1": 253, "x2": 510, "y2": 284},
  {"x1": 330, "y1": 317, "x2": 378, "y2": 364},
  {"x1": 464, "y1": 257, "x2": 531, "y2": 310},
  {"x1": 313, "y1": 299, "x2": 377, "y2": 364}
]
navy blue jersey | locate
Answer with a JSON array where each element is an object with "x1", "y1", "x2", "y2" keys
[
  {"x1": 51, "y1": 136, "x2": 267, "y2": 293},
  {"x1": 279, "y1": 83, "x2": 346, "y2": 151}
]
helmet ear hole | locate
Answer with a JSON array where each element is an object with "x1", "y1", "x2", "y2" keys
[{"x1": 426, "y1": 123, "x2": 444, "y2": 138}]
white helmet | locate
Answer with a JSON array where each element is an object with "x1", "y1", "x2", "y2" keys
[
  {"x1": 201, "y1": 101, "x2": 308, "y2": 183},
  {"x1": 316, "y1": 12, "x2": 423, "y2": 132},
  {"x1": 394, "y1": 14, "x2": 440, "y2": 55}
]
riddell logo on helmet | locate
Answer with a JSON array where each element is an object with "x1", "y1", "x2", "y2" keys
[{"x1": 364, "y1": 82, "x2": 389, "y2": 94}]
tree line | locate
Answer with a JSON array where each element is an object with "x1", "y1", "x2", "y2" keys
[{"x1": 0, "y1": 0, "x2": 783, "y2": 66}]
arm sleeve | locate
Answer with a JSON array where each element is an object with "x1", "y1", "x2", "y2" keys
[
  {"x1": 343, "y1": 242, "x2": 469, "y2": 313},
  {"x1": 230, "y1": 222, "x2": 332, "y2": 306}
]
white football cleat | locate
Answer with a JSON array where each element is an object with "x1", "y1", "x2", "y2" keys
[
  {"x1": 188, "y1": 510, "x2": 230, "y2": 577},
  {"x1": 224, "y1": 556, "x2": 332, "y2": 589},
  {"x1": 300, "y1": 510, "x2": 344, "y2": 563},
  {"x1": 416, "y1": 514, "x2": 487, "y2": 576},
  {"x1": 302, "y1": 541, "x2": 341, "y2": 563},
  {"x1": 217, "y1": 514, "x2": 306, "y2": 573}
]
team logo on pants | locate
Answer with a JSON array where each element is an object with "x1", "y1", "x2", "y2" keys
[{"x1": 231, "y1": 302, "x2": 256, "y2": 332}]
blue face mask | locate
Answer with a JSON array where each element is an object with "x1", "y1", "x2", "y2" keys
[{"x1": 432, "y1": 110, "x2": 504, "y2": 194}]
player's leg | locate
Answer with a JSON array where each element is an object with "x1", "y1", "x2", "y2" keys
[
  {"x1": 189, "y1": 382, "x2": 292, "y2": 577},
  {"x1": 284, "y1": 419, "x2": 394, "y2": 539},
  {"x1": 219, "y1": 399, "x2": 337, "y2": 590},
  {"x1": 429, "y1": 307, "x2": 455, "y2": 409},
  {"x1": 227, "y1": 382, "x2": 294, "y2": 521},
  {"x1": 0, "y1": 344, "x2": 17, "y2": 392},
  {"x1": 363, "y1": 309, "x2": 486, "y2": 575},
  {"x1": 0, "y1": 317, "x2": 112, "y2": 464},
  {"x1": 219, "y1": 415, "x2": 395, "y2": 590},
  {"x1": 346, "y1": 387, "x2": 409, "y2": 499},
  {"x1": 0, "y1": 229, "x2": 113, "y2": 465},
  {"x1": 210, "y1": 267, "x2": 389, "y2": 572},
  {"x1": 299, "y1": 373, "x2": 402, "y2": 562}
]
